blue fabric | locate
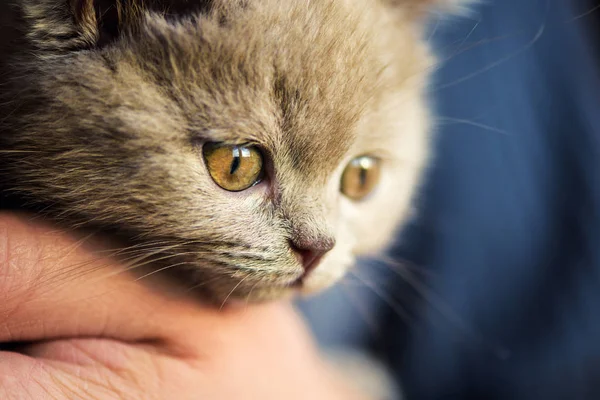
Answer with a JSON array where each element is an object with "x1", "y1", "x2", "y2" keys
[{"x1": 299, "y1": 0, "x2": 600, "y2": 398}]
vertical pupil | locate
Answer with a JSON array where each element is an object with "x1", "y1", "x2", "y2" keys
[
  {"x1": 230, "y1": 147, "x2": 241, "y2": 175},
  {"x1": 359, "y1": 166, "x2": 368, "y2": 188}
]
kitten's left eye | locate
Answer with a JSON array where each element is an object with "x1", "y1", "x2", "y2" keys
[
  {"x1": 203, "y1": 143, "x2": 264, "y2": 192},
  {"x1": 341, "y1": 156, "x2": 381, "y2": 201}
]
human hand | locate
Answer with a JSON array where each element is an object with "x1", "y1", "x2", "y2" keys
[{"x1": 0, "y1": 213, "x2": 366, "y2": 400}]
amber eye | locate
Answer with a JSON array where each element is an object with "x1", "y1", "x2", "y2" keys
[
  {"x1": 203, "y1": 142, "x2": 264, "y2": 192},
  {"x1": 340, "y1": 156, "x2": 381, "y2": 201}
]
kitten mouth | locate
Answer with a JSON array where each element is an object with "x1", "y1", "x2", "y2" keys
[
  {"x1": 285, "y1": 269, "x2": 312, "y2": 290},
  {"x1": 288, "y1": 253, "x2": 326, "y2": 289}
]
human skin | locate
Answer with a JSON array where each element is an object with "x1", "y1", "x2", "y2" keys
[{"x1": 0, "y1": 213, "x2": 365, "y2": 399}]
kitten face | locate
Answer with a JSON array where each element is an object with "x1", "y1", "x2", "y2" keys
[{"x1": 0, "y1": 0, "x2": 449, "y2": 303}]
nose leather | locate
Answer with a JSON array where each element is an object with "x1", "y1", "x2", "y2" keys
[{"x1": 290, "y1": 236, "x2": 335, "y2": 278}]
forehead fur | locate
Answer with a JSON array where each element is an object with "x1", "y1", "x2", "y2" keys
[
  {"x1": 82, "y1": 0, "x2": 426, "y2": 180},
  {"x1": 7, "y1": 0, "x2": 432, "y2": 215}
]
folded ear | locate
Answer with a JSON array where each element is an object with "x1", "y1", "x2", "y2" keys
[
  {"x1": 21, "y1": 0, "x2": 126, "y2": 51},
  {"x1": 22, "y1": 0, "x2": 214, "y2": 52}
]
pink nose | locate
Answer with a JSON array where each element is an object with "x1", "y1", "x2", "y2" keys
[{"x1": 290, "y1": 237, "x2": 335, "y2": 277}]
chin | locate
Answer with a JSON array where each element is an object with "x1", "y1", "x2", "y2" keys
[
  {"x1": 299, "y1": 262, "x2": 351, "y2": 295},
  {"x1": 297, "y1": 279, "x2": 339, "y2": 297},
  {"x1": 217, "y1": 256, "x2": 353, "y2": 305},
  {"x1": 221, "y1": 275, "x2": 344, "y2": 306}
]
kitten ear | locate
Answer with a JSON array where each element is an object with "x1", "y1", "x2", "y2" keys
[
  {"x1": 22, "y1": 0, "x2": 129, "y2": 52},
  {"x1": 22, "y1": 0, "x2": 213, "y2": 52}
]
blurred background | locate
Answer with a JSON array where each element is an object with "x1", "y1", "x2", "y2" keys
[{"x1": 298, "y1": 0, "x2": 600, "y2": 399}]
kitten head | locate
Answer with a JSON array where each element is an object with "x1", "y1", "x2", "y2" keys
[{"x1": 0, "y1": 0, "x2": 459, "y2": 303}]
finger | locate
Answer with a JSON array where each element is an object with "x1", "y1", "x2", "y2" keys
[{"x1": 0, "y1": 212, "x2": 226, "y2": 354}]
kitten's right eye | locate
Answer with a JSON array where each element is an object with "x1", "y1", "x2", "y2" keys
[{"x1": 203, "y1": 143, "x2": 264, "y2": 192}]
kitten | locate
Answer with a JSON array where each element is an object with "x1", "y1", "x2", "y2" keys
[{"x1": 0, "y1": 0, "x2": 463, "y2": 304}]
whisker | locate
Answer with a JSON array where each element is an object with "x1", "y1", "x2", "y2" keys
[
  {"x1": 92, "y1": 240, "x2": 184, "y2": 256},
  {"x1": 134, "y1": 260, "x2": 197, "y2": 282},
  {"x1": 370, "y1": 257, "x2": 510, "y2": 358},
  {"x1": 347, "y1": 270, "x2": 413, "y2": 324},
  {"x1": 337, "y1": 280, "x2": 384, "y2": 341},
  {"x1": 219, "y1": 275, "x2": 251, "y2": 310},
  {"x1": 566, "y1": 2, "x2": 600, "y2": 22},
  {"x1": 0, "y1": 150, "x2": 42, "y2": 154},
  {"x1": 184, "y1": 275, "x2": 226, "y2": 293},
  {"x1": 34, "y1": 244, "x2": 213, "y2": 293},
  {"x1": 434, "y1": 21, "x2": 546, "y2": 91},
  {"x1": 373, "y1": 256, "x2": 461, "y2": 318},
  {"x1": 39, "y1": 243, "x2": 185, "y2": 285},
  {"x1": 456, "y1": 19, "x2": 481, "y2": 49},
  {"x1": 369, "y1": 254, "x2": 438, "y2": 278},
  {"x1": 242, "y1": 280, "x2": 262, "y2": 312},
  {"x1": 111, "y1": 250, "x2": 210, "y2": 277},
  {"x1": 426, "y1": 14, "x2": 441, "y2": 42},
  {"x1": 437, "y1": 116, "x2": 510, "y2": 135}
]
